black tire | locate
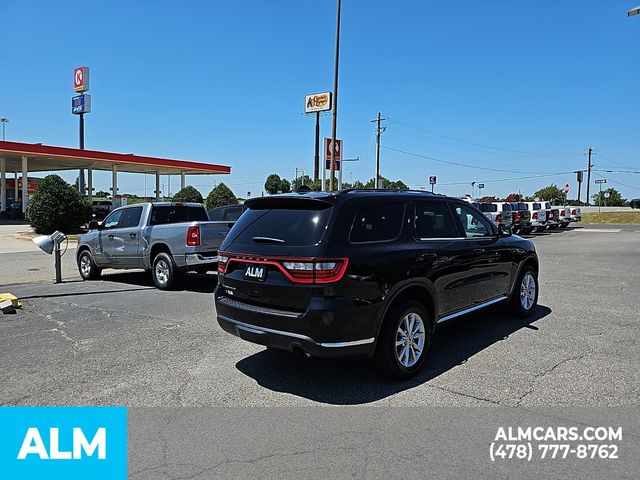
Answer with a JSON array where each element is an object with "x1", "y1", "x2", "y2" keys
[
  {"x1": 536, "y1": 227, "x2": 546, "y2": 233},
  {"x1": 509, "y1": 268, "x2": 539, "y2": 318},
  {"x1": 374, "y1": 301, "x2": 432, "y2": 380},
  {"x1": 152, "y1": 252, "x2": 179, "y2": 290},
  {"x1": 77, "y1": 250, "x2": 102, "y2": 280}
]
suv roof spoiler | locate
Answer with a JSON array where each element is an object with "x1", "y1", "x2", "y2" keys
[{"x1": 245, "y1": 195, "x2": 334, "y2": 210}]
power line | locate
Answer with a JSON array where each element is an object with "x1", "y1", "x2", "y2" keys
[
  {"x1": 381, "y1": 145, "x2": 538, "y2": 174},
  {"x1": 438, "y1": 171, "x2": 579, "y2": 186},
  {"x1": 386, "y1": 117, "x2": 579, "y2": 157}
]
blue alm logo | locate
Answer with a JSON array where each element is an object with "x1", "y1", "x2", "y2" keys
[{"x1": 0, "y1": 407, "x2": 127, "y2": 479}]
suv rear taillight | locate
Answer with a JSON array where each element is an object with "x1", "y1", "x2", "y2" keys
[
  {"x1": 560, "y1": 210, "x2": 565, "y2": 217},
  {"x1": 572, "y1": 209, "x2": 576, "y2": 215},
  {"x1": 495, "y1": 214, "x2": 502, "y2": 224},
  {"x1": 219, "y1": 253, "x2": 348, "y2": 284},
  {"x1": 514, "y1": 212, "x2": 521, "y2": 222},
  {"x1": 186, "y1": 226, "x2": 200, "y2": 246},
  {"x1": 532, "y1": 212, "x2": 538, "y2": 220},
  {"x1": 218, "y1": 255, "x2": 229, "y2": 273}
]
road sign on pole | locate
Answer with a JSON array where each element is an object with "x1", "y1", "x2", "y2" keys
[
  {"x1": 564, "y1": 183, "x2": 570, "y2": 193},
  {"x1": 324, "y1": 138, "x2": 342, "y2": 161},
  {"x1": 73, "y1": 66, "x2": 90, "y2": 93},
  {"x1": 429, "y1": 176, "x2": 436, "y2": 193}
]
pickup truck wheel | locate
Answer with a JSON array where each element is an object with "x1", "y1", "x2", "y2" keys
[
  {"x1": 152, "y1": 252, "x2": 179, "y2": 290},
  {"x1": 78, "y1": 250, "x2": 102, "y2": 280},
  {"x1": 509, "y1": 268, "x2": 538, "y2": 318},
  {"x1": 374, "y1": 301, "x2": 431, "y2": 380}
]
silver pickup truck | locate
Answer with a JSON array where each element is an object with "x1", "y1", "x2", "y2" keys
[{"x1": 76, "y1": 202, "x2": 232, "y2": 289}]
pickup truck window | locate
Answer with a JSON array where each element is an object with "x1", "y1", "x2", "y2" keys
[
  {"x1": 533, "y1": 202, "x2": 542, "y2": 210},
  {"x1": 502, "y1": 204, "x2": 512, "y2": 211},
  {"x1": 351, "y1": 203, "x2": 405, "y2": 243},
  {"x1": 150, "y1": 205, "x2": 208, "y2": 225},
  {"x1": 119, "y1": 206, "x2": 143, "y2": 228},
  {"x1": 415, "y1": 202, "x2": 458, "y2": 239},
  {"x1": 103, "y1": 209, "x2": 123, "y2": 229},
  {"x1": 478, "y1": 203, "x2": 497, "y2": 213},
  {"x1": 224, "y1": 206, "x2": 243, "y2": 221}
]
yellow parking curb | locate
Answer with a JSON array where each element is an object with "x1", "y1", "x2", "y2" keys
[{"x1": 0, "y1": 293, "x2": 22, "y2": 309}]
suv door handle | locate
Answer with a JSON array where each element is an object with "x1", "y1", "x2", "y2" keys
[
  {"x1": 473, "y1": 248, "x2": 485, "y2": 254},
  {"x1": 107, "y1": 234, "x2": 115, "y2": 240},
  {"x1": 129, "y1": 233, "x2": 137, "y2": 238},
  {"x1": 417, "y1": 253, "x2": 436, "y2": 262}
]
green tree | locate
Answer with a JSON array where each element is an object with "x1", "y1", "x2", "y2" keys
[
  {"x1": 363, "y1": 176, "x2": 409, "y2": 189},
  {"x1": 280, "y1": 178, "x2": 291, "y2": 194},
  {"x1": 94, "y1": 190, "x2": 110, "y2": 197},
  {"x1": 27, "y1": 174, "x2": 92, "y2": 234},
  {"x1": 204, "y1": 183, "x2": 238, "y2": 210},
  {"x1": 504, "y1": 193, "x2": 522, "y2": 202},
  {"x1": 592, "y1": 187, "x2": 626, "y2": 207},
  {"x1": 291, "y1": 175, "x2": 312, "y2": 191},
  {"x1": 172, "y1": 185, "x2": 204, "y2": 204},
  {"x1": 532, "y1": 184, "x2": 564, "y2": 203},
  {"x1": 264, "y1": 174, "x2": 282, "y2": 194}
]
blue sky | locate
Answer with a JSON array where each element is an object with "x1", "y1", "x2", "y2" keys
[{"x1": 2, "y1": 0, "x2": 639, "y2": 200}]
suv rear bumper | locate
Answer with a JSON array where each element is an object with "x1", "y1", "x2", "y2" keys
[
  {"x1": 185, "y1": 253, "x2": 219, "y2": 267},
  {"x1": 217, "y1": 315, "x2": 375, "y2": 357}
]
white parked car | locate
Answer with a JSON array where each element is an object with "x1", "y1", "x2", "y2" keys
[
  {"x1": 569, "y1": 207, "x2": 581, "y2": 223},
  {"x1": 553, "y1": 206, "x2": 571, "y2": 228},
  {"x1": 523, "y1": 201, "x2": 548, "y2": 232}
]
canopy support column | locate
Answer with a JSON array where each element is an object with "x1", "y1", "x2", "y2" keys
[
  {"x1": 0, "y1": 157, "x2": 6, "y2": 214},
  {"x1": 111, "y1": 164, "x2": 118, "y2": 206},
  {"x1": 87, "y1": 167, "x2": 93, "y2": 202},
  {"x1": 21, "y1": 156, "x2": 28, "y2": 213},
  {"x1": 180, "y1": 171, "x2": 185, "y2": 190},
  {"x1": 155, "y1": 172, "x2": 161, "y2": 201}
]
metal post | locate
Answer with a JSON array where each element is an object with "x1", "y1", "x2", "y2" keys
[
  {"x1": 155, "y1": 172, "x2": 161, "y2": 201},
  {"x1": 314, "y1": 111, "x2": 320, "y2": 181},
  {"x1": 54, "y1": 244, "x2": 62, "y2": 284},
  {"x1": 586, "y1": 147, "x2": 592, "y2": 206},
  {"x1": 322, "y1": 147, "x2": 326, "y2": 191},
  {"x1": 14, "y1": 171, "x2": 18, "y2": 203},
  {"x1": 338, "y1": 163, "x2": 342, "y2": 190},
  {"x1": 577, "y1": 174, "x2": 582, "y2": 206},
  {"x1": 0, "y1": 157, "x2": 5, "y2": 213},
  {"x1": 598, "y1": 182, "x2": 602, "y2": 213},
  {"x1": 1, "y1": 117, "x2": 7, "y2": 141},
  {"x1": 21, "y1": 156, "x2": 28, "y2": 214},
  {"x1": 180, "y1": 171, "x2": 185, "y2": 190},
  {"x1": 111, "y1": 164, "x2": 118, "y2": 206},
  {"x1": 329, "y1": 0, "x2": 342, "y2": 192},
  {"x1": 87, "y1": 167, "x2": 93, "y2": 202},
  {"x1": 375, "y1": 112, "x2": 381, "y2": 188},
  {"x1": 79, "y1": 112, "x2": 85, "y2": 195}
]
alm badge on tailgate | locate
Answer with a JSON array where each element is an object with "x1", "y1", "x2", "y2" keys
[{"x1": 244, "y1": 264, "x2": 267, "y2": 282}]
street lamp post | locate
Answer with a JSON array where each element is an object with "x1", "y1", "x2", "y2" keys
[
  {"x1": 329, "y1": 0, "x2": 342, "y2": 191},
  {"x1": 0, "y1": 118, "x2": 8, "y2": 141}
]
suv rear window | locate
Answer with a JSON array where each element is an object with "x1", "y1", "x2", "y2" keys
[
  {"x1": 532, "y1": 202, "x2": 542, "y2": 210},
  {"x1": 478, "y1": 203, "x2": 497, "y2": 213},
  {"x1": 228, "y1": 207, "x2": 332, "y2": 246},
  {"x1": 150, "y1": 205, "x2": 208, "y2": 225},
  {"x1": 350, "y1": 204, "x2": 405, "y2": 243}
]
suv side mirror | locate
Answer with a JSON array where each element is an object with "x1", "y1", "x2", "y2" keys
[
  {"x1": 88, "y1": 220, "x2": 102, "y2": 230},
  {"x1": 498, "y1": 223, "x2": 512, "y2": 237}
]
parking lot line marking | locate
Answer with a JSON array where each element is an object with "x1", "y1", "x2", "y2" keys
[{"x1": 575, "y1": 229, "x2": 621, "y2": 233}]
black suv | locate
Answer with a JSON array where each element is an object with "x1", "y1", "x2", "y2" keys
[{"x1": 214, "y1": 190, "x2": 539, "y2": 379}]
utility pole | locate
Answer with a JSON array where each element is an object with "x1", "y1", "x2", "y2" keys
[
  {"x1": 371, "y1": 112, "x2": 386, "y2": 188},
  {"x1": 329, "y1": 0, "x2": 342, "y2": 192},
  {"x1": 586, "y1": 147, "x2": 593, "y2": 206}
]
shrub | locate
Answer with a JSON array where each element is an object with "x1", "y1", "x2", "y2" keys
[
  {"x1": 204, "y1": 183, "x2": 238, "y2": 210},
  {"x1": 27, "y1": 175, "x2": 92, "y2": 234},
  {"x1": 172, "y1": 185, "x2": 204, "y2": 204}
]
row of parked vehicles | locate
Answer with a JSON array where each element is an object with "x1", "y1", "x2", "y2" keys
[{"x1": 466, "y1": 199, "x2": 581, "y2": 234}]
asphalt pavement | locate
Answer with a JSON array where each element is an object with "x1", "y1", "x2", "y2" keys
[{"x1": 1, "y1": 224, "x2": 638, "y2": 408}]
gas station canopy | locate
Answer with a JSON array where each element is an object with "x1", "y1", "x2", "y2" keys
[{"x1": 0, "y1": 141, "x2": 231, "y2": 175}]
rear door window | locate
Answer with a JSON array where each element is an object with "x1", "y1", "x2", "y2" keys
[
  {"x1": 224, "y1": 206, "x2": 243, "y2": 221},
  {"x1": 208, "y1": 207, "x2": 224, "y2": 221},
  {"x1": 414, "y1": 202, "x2": 459, "y2": 239},
  {"x1": 118, "y1": 206, "x2": 143, "y2": 228},
  {"x1": 533, "y1": 202, "x2": 542, "y2": 210},
  {"x1": 350, "y1": 203, "x2": 405, "y2": 243}
]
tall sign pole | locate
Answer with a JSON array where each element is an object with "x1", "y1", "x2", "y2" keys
[
  {"x1": 371, "y1": 112, "x2": 386, "y2": 188},
  {"x1": 329, "y1": 0, "x2": 342, "y2": 192},
  {"x1": 585, "y1": 147, "x2": 593, "y2": 206},
  {"x1": 72, "y1": 66, "x2": 90, "y2": 194},
  {"x1": 305, "y1": 92, "x2": 331, "y2": 184}
]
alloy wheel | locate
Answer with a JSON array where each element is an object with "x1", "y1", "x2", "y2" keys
[
  {"x1": 520, "y1": 273, "x2": 536, "y2": 310},
  {"x1": 395, "y1": 312, "x2": 426, "y2": 368}
]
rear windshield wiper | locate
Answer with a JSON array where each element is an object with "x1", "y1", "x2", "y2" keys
[{"x1": 251, "y1": 236, "x2": 286, "y2": 244}]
